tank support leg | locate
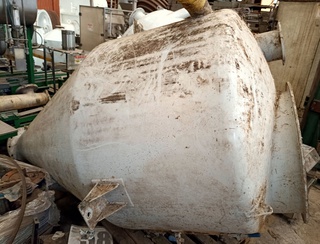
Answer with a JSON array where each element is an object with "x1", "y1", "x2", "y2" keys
[{"x1": 78, "y1": 181, "x2": 126, "y2": 230}]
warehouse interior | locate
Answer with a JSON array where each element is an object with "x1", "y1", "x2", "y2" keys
[{"x1": 0, "y1": 0, "x2": 320, "y2": 243}]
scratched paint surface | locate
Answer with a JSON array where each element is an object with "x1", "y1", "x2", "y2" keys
[{"x1": 16, "y1": 10, "x2": 280, "y2": 233}]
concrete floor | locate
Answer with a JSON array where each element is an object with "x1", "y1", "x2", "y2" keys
[{"x1": 250, "y1": 186, "x2": 320, "y2": 244}]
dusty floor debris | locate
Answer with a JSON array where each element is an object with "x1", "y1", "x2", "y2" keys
[{"x1": 250, "y1": 186, "x2": 320, "y2": 244}]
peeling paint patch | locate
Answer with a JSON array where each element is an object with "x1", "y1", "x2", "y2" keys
[{"x1": 100, "y1": 92, "x2": 126, "y2": 104}]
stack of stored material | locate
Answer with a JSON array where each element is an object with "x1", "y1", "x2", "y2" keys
[{"x1": 0, "y1": 156, "x2": 59, "y2": 244}]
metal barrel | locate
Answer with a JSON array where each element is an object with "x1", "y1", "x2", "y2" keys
[{"x1": 61, "y1": 30, "x2": 75, "y2": 50}]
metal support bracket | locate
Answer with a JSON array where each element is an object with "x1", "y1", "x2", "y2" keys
[
  {"x1": 310, "y1": 99, "x2": 320, "y2": 114},
  {"x1": 31, "y1": 217, "x2": 40, "y2": 244},
  {"x1": 78, "y1": 181, "x2": 126, "y2": 230}
]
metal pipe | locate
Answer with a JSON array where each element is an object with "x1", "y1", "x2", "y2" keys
[
  {"x1": 21, "y1": 0, "x2": 27, "y2": 47},
  {"x1": 0, "y1": 92, "x2": 49, "y2": 112},
  {"x1": 0, "y1": 40, "x2": 5, "y2": 55},
  {"x1": 43, "y1": 45, "x2": 48, "y2": 86},
  {"x1": 11, "y1": 1, "x2": 21, "y2": 46},
  {"x1": 129, "y1": 8, "x2": 146, "y2": 26},
  {"x1": 0, "y1": 24, "x2": 6, "y2": 55},
  {"x1": 3, "y1": 0, "x2": 11, "y2": 45},
  {"x1": 132, "y1": 0, "x2": 137, "y2": 11},
  {"x1": 254, "y1": 24, "x2": 285, "y2": 64},
  {"x1": 26, "y1": 27, "x2": 35, "y2": 83},
  {"x1": 177, "y1": 0, "x2": 212, "y2": 17},
  {"x1": 51, "y1": 49, "x2": 56, "y2": 93}
]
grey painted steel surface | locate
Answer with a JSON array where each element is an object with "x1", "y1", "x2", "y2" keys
[
  {"x1": 12, "y1": 10, "x2": 307, "y2": 234},
  {"x1": 0, "y1": 0, "x2": 37, "y2": 26}
]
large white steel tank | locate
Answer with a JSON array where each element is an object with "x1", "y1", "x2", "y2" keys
[{"x1": 11, "y1": 9, "x2": 307, "y2": 234}]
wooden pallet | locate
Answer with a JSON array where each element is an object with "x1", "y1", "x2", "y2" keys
[{"x1": 101, "y1": 220, "x2": 244, "y2": 244}]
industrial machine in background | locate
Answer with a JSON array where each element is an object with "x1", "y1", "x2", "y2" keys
[
  {"x1": 0, "y1": 0, "x2": 37, "y2": 73},
  {"x1": 210, "y1": 0, "x2": 279, "y2": 33},
  {"x1": 79, "y1": 0, "x2": 278, "y2": 52},
  {"x1": 0, "y1": 1, "x2": 69, "y2": 140},
  {"x1": 79, "y1": 5, "x2": 130, "y2": 51},
  {"x1": 0, "y1": 0, "x2": 38, "y2": 140},
  {"x1": 136, "y1": 0, "x2": 279, "y2": 33}
]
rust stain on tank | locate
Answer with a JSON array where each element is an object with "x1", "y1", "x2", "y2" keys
[
  {"x1": 84, "y1": 82, "x2": 97, "y2": 90},
  {"x1": 243, "y1": 84, "x2": 249, "y2": 94},
  {"x1": 71, "y1": 99, "x2": 80, "y2": 113},
  {"x1": 176, "y1": 60, "x2": 211, "y2": 72},
  {"x1": 236, "y1": 37, "x2": 251, "y2": 63},
  {"x1": 235, "y1": 60, "x2": 240, "y2": 70},
  {"x1": 197, "y1": 76, "x2": 209, "y2": 85},
  {"x1": 100, "y1": 92, "x2": 126, "y2": 104}
]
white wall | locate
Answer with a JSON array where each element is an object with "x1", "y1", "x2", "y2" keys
[{"x1": 60, "y1": 0, "x2": 90, "y2": 17}]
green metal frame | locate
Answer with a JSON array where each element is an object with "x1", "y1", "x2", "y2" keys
[
  {"x1": 0, "y1": 26, "x2": 70, "y2": 130},
  {"x1": 0, "y1": 25, "x2": 68, "y2": 94},
  {"x1": 26, "y1": 27, "x2": 35, "y2": 84},
  {"x1": 2, "y1": 72, "x2": 67, "y2": 93},
  {"x1": 302, "y1": 82, "x2": 320, "y2": 148},
  {"x1": 0, "y1": 130, "x2": 17, "y2": 141},
  {"x1": 0, "y1": 110, "x2": 38, "y2": 128}
]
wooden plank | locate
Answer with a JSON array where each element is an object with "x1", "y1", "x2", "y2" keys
[
  {"x1": 219, "y1": 235, "x2": 240, "y2": 244},
  {"x1": 40, "y1": 234, "x2": 67, "y2": 244},
  {"x1": 101, "y1": 220, "x2": 135, "y2": 244},
  {"x1": 191, "y1": 234, "x2": 219, "y2": 244},
  {"x1": 268, "y1": 2, "x2": 320, "y2": 116},
  {"x1": 0, "y1": 121, "x2": 16, "y2": 134},
  {"x1": 308, "y1": 170, "x2": 320, "y2": 179},
  {"x1": 18, "y1": 107, "x2": 43, "y2": 117},
  {"x1": 181, "y1": 234, "x2": 196, "y2": 244},
  {"x1": 125, "y1": 230, "x2": 154, "y2": 244},
  {"x1": 150, "y1": 235, "x2": 172, "y2": 244},
  {"x1": 0, "y1": 120, "x2": 17, "y2": 139}
]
